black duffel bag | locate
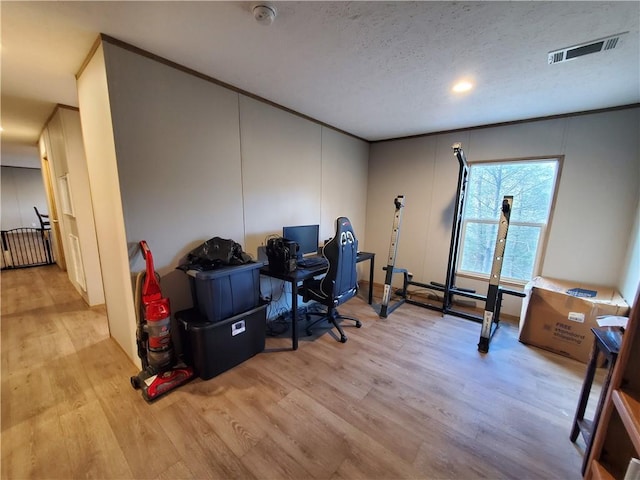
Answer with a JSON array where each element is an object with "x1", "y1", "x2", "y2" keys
[{"x1": 178, "y1": 237, "x2": 252, "y2": 271}]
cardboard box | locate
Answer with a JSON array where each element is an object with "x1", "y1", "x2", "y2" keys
[{"x1": 518, "y1": 277, "x2": 629, "y2": 363}]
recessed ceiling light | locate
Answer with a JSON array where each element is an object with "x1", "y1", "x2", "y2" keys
[{"x1": 452, "y1": 81, "x2": 473, "y2": 93}]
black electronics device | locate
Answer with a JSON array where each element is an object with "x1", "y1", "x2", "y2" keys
[
  {"x1": 266, "y1": 237, "x2": 298, "y2": 273},
  {"x1": 282, "y1": 224, "x2": 320, "y2": 261}
]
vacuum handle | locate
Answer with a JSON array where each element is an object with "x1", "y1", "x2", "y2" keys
[
  {"x1": 139, "y1": 240, "x2": 162, "y2": 303},
  {"x1": 140, "y1": 240, "x2": 151, "y2": 260}
]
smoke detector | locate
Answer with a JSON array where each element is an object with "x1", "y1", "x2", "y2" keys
[
  {"x1": 548, "y1": 32, "x2": 627, "y2": 65},
  {"x1": 253, "y1": 4, "x2": 277, "y2": 26}
]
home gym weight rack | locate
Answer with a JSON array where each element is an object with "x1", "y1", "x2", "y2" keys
[
  {"x1": 379, "y1": 195, "x2": 409, "y2": 318},
  {"x1": 381, "y1": 144, "x2": 524, "y2": 352}
]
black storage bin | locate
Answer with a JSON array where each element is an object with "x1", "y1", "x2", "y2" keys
[
  {"x1": 176, "y1": 304, "x2": 267, "y2": 380},
  {"x1": 187, "y1": 262, "x2": 262, "y2": 322}
]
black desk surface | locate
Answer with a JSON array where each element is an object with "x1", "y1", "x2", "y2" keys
[
  {"x1": 260, "y1": 251, "x2": 373, "y2": 280},
  {"x1": 591, "y1": 326, "x2": 623, "y2": 355}
]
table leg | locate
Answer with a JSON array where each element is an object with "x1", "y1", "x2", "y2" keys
[
  {"x1": 368, "y1": 256, "x2": 374, "y2": 305},
  {"x1": 571, "y1": 339, "x2": 599, "y2": 441},
  {"x1": 291, "y1": 281, "x2": 299, "y2": 350},
  {"x1": 582, "y1": 351, "x2": 618, "y2": 474}
]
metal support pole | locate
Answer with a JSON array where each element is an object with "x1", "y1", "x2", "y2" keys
[
  {"x1": 478, "y1": 195, "x2": 513, "y2": 353},
  {"x1": 380, "y1": 195, "x2": 405, "y2": 318}
]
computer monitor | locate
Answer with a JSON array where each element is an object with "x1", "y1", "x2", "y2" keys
[{"x1": 282, "y1": 224, "x2": 319, "y2": 259}]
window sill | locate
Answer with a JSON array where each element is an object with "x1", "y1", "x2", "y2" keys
[{"x1": 455, "y1": 271, "x2": 528, "y2": 289}]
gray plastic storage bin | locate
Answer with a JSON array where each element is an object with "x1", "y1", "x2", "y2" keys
[{"x1": 187, "y1": 262, "x2": 262, "y2": 322}]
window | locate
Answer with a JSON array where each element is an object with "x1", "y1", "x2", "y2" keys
[{"x1": 458, "y1": 158, "x2": 560, "y2": 283}]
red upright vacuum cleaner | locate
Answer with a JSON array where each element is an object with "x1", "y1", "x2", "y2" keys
[{"x1": 130, "y1": 240, "x2": 194, "y2": 401}]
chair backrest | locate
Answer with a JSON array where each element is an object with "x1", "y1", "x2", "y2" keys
[
  {"x1": 319, "y1": 217, "x2": 358, "y2": 304},
  {"x1": 34, "y1": 206, "x2": 51, "y2": 229}
]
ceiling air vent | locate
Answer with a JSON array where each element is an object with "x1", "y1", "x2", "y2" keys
[{"x1": 548, "y1": 32, "x2": 627, "y2": 65}]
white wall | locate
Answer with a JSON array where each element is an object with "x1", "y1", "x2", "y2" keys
[
  {"x1": 240, "y1": 97, "x2": 370, "y2": 314},
  {"x1": 0, "y1": 143, "x2": 42, "y2": 169},
  {"x1": 60, "y1": 108, "x2": 105, "y2": 306},
  {"x1": 366, "y1": 132, "x2": 470, "y2": 289},
  {"x1": 40, "y1": 107, "x2": 105, "y2": 306},
  {"x1": 77, "y1": 44, "x2": 138, "y2": 364},
  {"x1": 78, "y1": 38, "x2": 369, "y2": 365},
  {"x1": 240, "y1": 97, "x2": 369, "y2": 253},
  {"x1": 240, "y1": 95, "x2": 322, "y2": 254},
  {"x1": 543, "y1": 111, "x2": 639, "y2": 286},
  {"x1": 41, "y1": 115, "x2": 71, "y2": 266},
  {"x1": 320, "y1": 127, "x2": 369, "y2": 246},
  {"x1": 104, "y1": 42, "x2": 246, "y2": 316},
  {"x1": 367, "y1": 108, "x2": 640, "y2": 314},
  {"x1": 620, "y1": 199, "x2": 640, "y2": 304},
  {"x1": 0, "y1": 166, "x2": 48, "y2": 230}
]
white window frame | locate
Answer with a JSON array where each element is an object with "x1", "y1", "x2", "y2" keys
[
  {"x1": 457, "y1": 156, "x2": 562, "y2": 285},
  {"x1": 58, "y1": 173, "x2": 75, "y2": 217}
]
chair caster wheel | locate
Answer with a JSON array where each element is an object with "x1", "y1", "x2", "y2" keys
[
  {"x1": 340, "y1": 336, "x2": 347, "y2": 343},
  {"x1": 355, "y1": 321, "x2": 362, "y2": 328}
]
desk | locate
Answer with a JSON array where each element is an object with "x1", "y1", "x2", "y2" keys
[
  {"x1": 356, "y1": 251, "x2": 375, "y2": 305},
  {"x1": 260, "y1": 251, "x2": 375, "y2": 350}
]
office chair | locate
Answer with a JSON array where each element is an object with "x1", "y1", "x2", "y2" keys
[
  {"x1": 34, "y1": 206, "x2": 51, "y2": 230},
  {"x1": 300, "y1": 216, "x2": 362, "y2": 343}
]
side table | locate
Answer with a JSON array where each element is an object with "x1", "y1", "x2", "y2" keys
[{"x1": 570, "y1": 326, "x2": 623, "y2": 475}]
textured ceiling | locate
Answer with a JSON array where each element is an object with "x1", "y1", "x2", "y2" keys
[{"x1": 1, "y1": 1, "x2": 639, "y2": 164}]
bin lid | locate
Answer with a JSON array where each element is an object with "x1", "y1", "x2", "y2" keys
[{"x1": 186, "y1": 261, "x2": 263, "y2": 279}]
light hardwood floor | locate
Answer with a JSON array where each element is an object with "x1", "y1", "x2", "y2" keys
[{"x1": 1, "y1": 265, "x2": 600, "y2": 479}]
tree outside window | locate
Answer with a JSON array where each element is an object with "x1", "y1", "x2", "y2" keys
[{"x1": 459, "y1": 159, "x2": 559, "y2": 283}]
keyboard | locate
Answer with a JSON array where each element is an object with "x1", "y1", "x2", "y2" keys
[{"x1": 297, "y1": 256, "x2": 328, "y2": 268}]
